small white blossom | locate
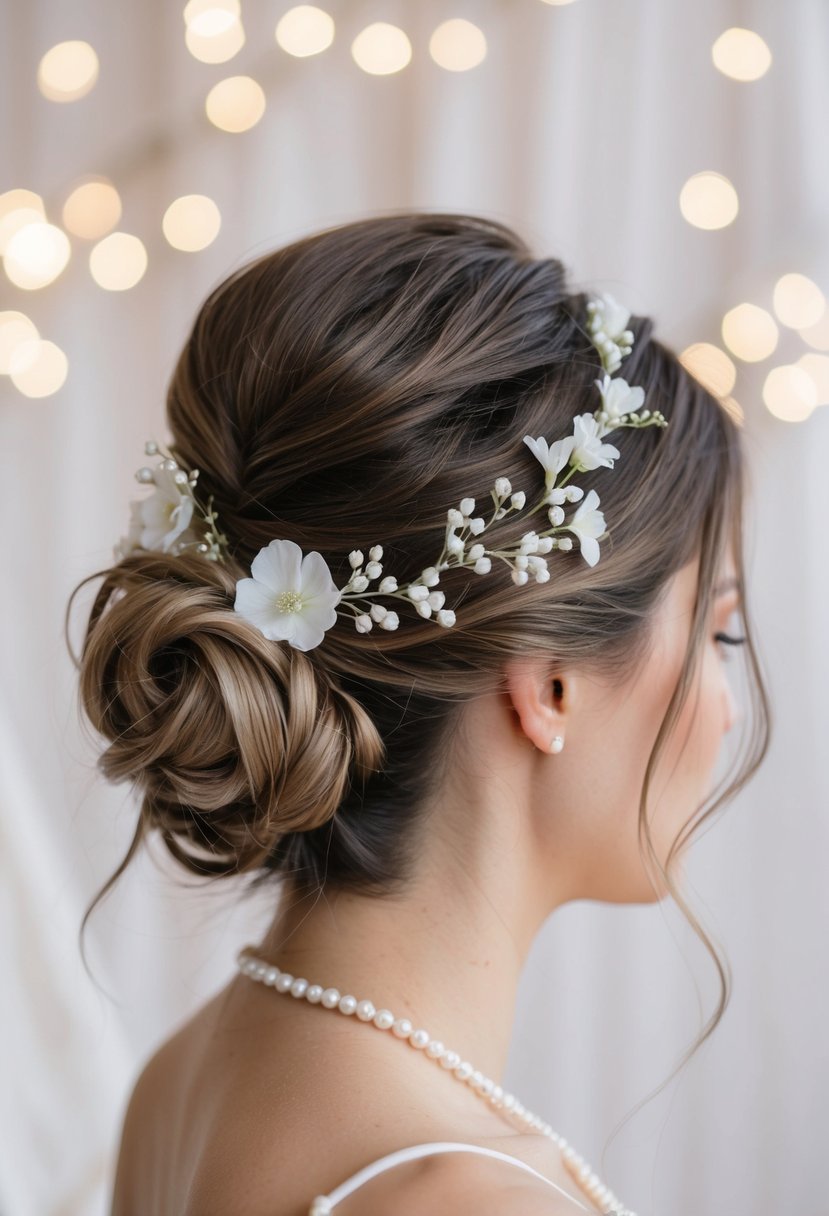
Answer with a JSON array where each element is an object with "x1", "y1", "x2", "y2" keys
[
  {"x1": 446, "y1": 533, "x2": 465, "y2": 556},
  {"x1": 348, "y1": 550, "x2": 364, "y2": 569},
  {"x1": 564, "y1": 486, "x2": 584, "y2": 502},
  {"x1": 369, "y1": 603, "x2": 388, "y2": 622},
  {"x1": 563, "y1": 488, "x2": 606, "y2": 567},
  {"x1": 593, "y1": 373, "x2": 645, "y2": 435},
  {"x1": 407, "y1": 583, "x2": 430, "y2": 601},
  {"x1": 459, "y1": 497, "x2": 475, "y2": 517},
  {"x1": 569, "y1": 414, "x2": 621, "y2": 472},
  {"x1": 467, "y1": 543, "x2": 485, "y2": 561},
  {"x1": 523, "y1": 434, "x2": 575, "y2": 486},
  {"x1": 474, "y1": 557, "x2": 491, "y2": 574},
  {"x1": 446, "y1": 508, "x2": 464, "y2": 527},
  {"x1": 436, "y1": 609, "x2": 456, "y2": 627},
  {"x1": 510, "y1": 491, "x2": 526, "y2": 509},
  {"x1": 349, "y1": 574, "x2": 370, "y2": 593},
  {"x1": 416, "y1": 600, "x2": 433, "y2": 618},
  {"x1": 421, "y1": 567, "x2": 441, "y2": 586},
  {"x1": 365, "y1": 561, "x2": 383, "y2": 579},
  {"x1": 379, "y1": 611, "x2": 399, "y2": 630},
  {"x1": 378, "y1": 576, "x2": 398, "y2": 593},
  {"x1": 369, "y1": 545, "x2": 383, "y2": 561},
  {"x1": 557, "y1": 536, "x2": 573, "y2": 551},
  {"x1": 428, "y1": 590, "x2": 446, "y2": 609},
  {"x1": 548, "y1": 505, "x2": 565, "y2": 527},
  {"x1": 546, "y1": 487, "x2": 568, "y2": 506},
  {"x1": 355, "y1": 613, "x2": 373, "y2": 633},
  {"x1": 234, "y1": 539, "x2": 342, "y2": 651},
  {"x1": 512, "y1": 569, "x2": 530, "y2": 585},
  {"x1": 468, "y1": 517, "x2": 486, "y2": 535},
  {"x1": 494, "y1": 477, "x2": 512, "y2": 497}
]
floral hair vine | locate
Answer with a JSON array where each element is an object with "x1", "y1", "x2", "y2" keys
[{"x1": 114, "y1": 292, "x2": 667, "y2": 652}]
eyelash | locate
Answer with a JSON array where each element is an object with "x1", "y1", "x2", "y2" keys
[{"x1": 714, "y1": 631, "x2": 746, "y2": 658}]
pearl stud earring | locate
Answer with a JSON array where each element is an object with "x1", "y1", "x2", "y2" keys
[{"x1": 549, "y1": 735, "x2": 564, "y2": 754}]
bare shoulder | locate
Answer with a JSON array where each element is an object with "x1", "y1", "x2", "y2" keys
[{"x1": 333, "y1": 1149, "x2": 591, "y2": 1216}]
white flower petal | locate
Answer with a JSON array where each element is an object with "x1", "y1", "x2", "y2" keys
[{"x1": 250, "y1": 539, "x2": 303, "y2": 593}]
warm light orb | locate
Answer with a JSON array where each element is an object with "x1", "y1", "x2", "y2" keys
[
  {"x1": 772, "y1": 272, "x2": 826, "y2": 329},
  {"x1": 721, "y1": 302, "x2": 778, "y2": 362},
  {"x1": 276, "y1": 6, "x2": 335, "y2": 57},
  {"x1": 0, "y1": 189, "x2": 46, "y2": 254},
  {"x1": 9, "y1": 338, "x2": 68, "y2": 397},
  {"x1": 712, "y1": 27, "x2": 772, "y2": 81},
  {"x1": 351, "y1": 23, "x2": 412, "y2": 75},
  {"x1": 679, "y1": 342, "x2": 737, "y2": 397},
  {"x1": 162, "y1": 194, "x2": 221, "y2": 251},
  {"x1": 763, "y1": 364, "x2": 816, "y2": 421},
  {"x1": 800, "y1": 307, "x2": 829, "y2": 351},
  {"x1": 37, "y1": 40, "x2": 99, "y2": 102},
  {"x1": 183, "y1": 0, "x2": 240, "y2": 36},
  {"x1": 720, "y1": 397, "x2": 745, "y2": 426},
  {"x1": 89, "y1": 232, "x2": 148, "y2": 290},
  {"x1": 62, "y1": 178, "x2": 122, "y2": 240},
  {"x1": 0, "y1": 311, "x2": 39, "y2": 374},
  {"x1": 205, "y1": 75, "x2": 266, "y2": 131},
  {"x1": 429, "y1": 19, "x2": 487, "y2": 71},
  {"x1": 4, "y1": 222, "x2": 71, "y2": 289},
  {"x1": 186, "y1": 19, "x2": 245, "y2": 63},
  {"x1": 795, "y1": 353, "x2": 829, "y2": 406},
  {"x1": 679, "y1": 172, "x2": 739, "y2": 230}
]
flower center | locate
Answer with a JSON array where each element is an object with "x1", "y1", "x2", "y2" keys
[{"x1": 275, "y1": 590, "x2": 303, "y2": 614}]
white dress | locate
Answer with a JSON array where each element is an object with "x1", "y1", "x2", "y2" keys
[{"x1": 307, "y1": 1139, "x2": 597, "y2": 1214}]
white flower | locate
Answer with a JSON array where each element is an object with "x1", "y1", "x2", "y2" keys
[
  {"x1": 586, "y1": 293, "x2": 634, "y2": 373},
  {"x1": 523, "y1": 434, "x2": 575, "y2": 486},
  {"x1": 233, "y1": 539, "x2": 342, "y2": 651},
  {"x1": 593, "y1": 373, "x2": 645, "y2": 435},
  {"x1": 117, "y1": 464, "x2": 199, "y2": 558},
  {"x1": 569, "y1": 414, "x2": 621, "y2": 472},
  {"x1": 563, "y1": 488, "x2": 607, "y2": 567}
]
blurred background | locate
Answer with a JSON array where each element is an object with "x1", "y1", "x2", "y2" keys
[{"x1": 2, "y1": 1, "x2": 828, "y2": 1214}]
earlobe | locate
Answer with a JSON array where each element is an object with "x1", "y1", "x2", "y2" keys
[{"x1": 504, "y1": 658, "x2": 568, "y2": 754}]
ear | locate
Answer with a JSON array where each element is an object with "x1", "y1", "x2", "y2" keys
[{"x1": 503, "y1": 655, "x2": 570, "y2": 754}]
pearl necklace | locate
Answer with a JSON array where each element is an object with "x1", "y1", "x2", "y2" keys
[{"x1": 236, "y1": 947, "x2": 637, "y2": 1216}]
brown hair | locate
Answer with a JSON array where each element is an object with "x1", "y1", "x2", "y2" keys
[{"x1": 67, "y1": 210, "x2": 770, "y2": 1128}]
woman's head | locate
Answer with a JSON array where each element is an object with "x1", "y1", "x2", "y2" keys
[{"x1": 69, "y1": 211, "x2": 769, "y2": 1037}]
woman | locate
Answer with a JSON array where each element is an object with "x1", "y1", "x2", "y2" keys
[{"x1": 69, "y1": 212, "x2": 770, "y2": 1215}]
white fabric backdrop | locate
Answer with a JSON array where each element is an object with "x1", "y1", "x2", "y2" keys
[{"x1": 2, "y1": 1, "x2": 828, "y2": 1213}]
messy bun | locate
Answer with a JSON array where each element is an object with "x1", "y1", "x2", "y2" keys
[
  {"x1": 71, "y1": 548, "x2": 384, "y2": 876},
  {"x1": 69, "y1": 211, "x2": 769, "y2": 1097}
]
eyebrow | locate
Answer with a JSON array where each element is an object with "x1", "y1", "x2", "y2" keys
[{"x1": 714, "y1": 576, "x2": 739, "y2": 596}]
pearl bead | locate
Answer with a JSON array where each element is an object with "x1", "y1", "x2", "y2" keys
[{"x1": 234, "y1": 946, "x2": 638, "y2": 1216}]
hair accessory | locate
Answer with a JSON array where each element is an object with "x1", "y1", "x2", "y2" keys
[{"x1": 114, "y1": 292, "x2": 667, "y2": 653}]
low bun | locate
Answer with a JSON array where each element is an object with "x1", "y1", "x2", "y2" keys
[{"x1": 73, "y1": 550, "x2": 385, "y2": 878}]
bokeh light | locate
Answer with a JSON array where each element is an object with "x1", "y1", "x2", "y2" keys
[
  {"x1": 62, "y1": 178, "x2": 122, "y2": 240},
  {"x1": 89, "y1": 232, "x2": 148, "y2": 290},
  {"x1": 712, "y1": 27, "x2": 772, "y2": 81},
  {"x1": 185, "y1": 19, "x2": 245, "y2": 63},
  {"x1": 800, "y1": 308, "x2": 829, "y2": 351},
  {"x1": 4, "y1": 222, "x2": 71, "y2": 289},
  {"x1": 9, "y1": 338, "x2": 68, "y2": 397},
  {"x1": 795, "y1": 353, "x2": 829, "y2": 406},
  {"x1": 37, "y1": 40, "x2": 99, "y2": 102},
  {"x1": 679, "y1": 342, "x2": 737, "y2": 397},
  {"x1": 183, "y1": 0, "x2": 240, "y2": 36},
  {"x1": 772, "y1": 272, "x2": 826, "y2": 329},
  {"x1": 0, "y1": 190, "x2": 46, "y2": 254},
  {"x1": 276, "y1": 6, "x2": 335, "y2": 58},
  {"x1": 162, "y1": 194, "x2": 221, "y2": 251},
  {"x1": 351, "y1": 23, "x2": 412, "y2": 75},
  {"x1": 721, "y1": 302, "x2": 778, "y2": 362},
  {"x1": 679, "y1": 172, "x2": 739, "y2": 230},
  {"x1": 429, "y1": 20, "x2": 487, "y2": 72},
  {"x1": 763, "y1": 363, "x2": 816, "y2": 421},
  {"x1": 205, "y1": 75, "x2": 266, "y2": 131},
  {"x1": 0, "y1": 311, "x2": 39, "y2": 374}
]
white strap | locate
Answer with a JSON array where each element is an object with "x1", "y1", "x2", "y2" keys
[{"x1": 308, "y1": 1140, "x2": 595, "y2": 1213}]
